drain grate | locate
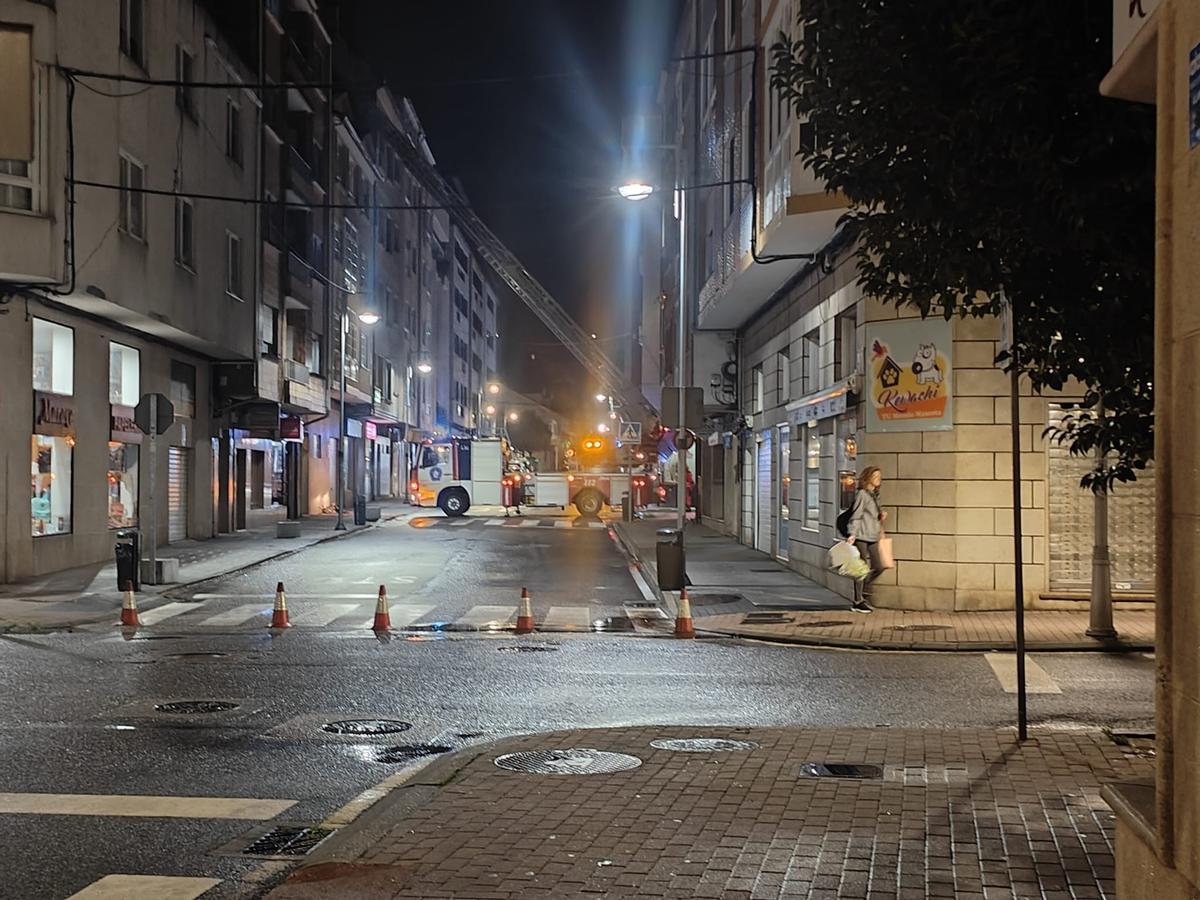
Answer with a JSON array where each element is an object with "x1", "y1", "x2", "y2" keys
[
  {"x1": 494, "y1": 748, "x2": 642, "y2": 775},
  {"x1": 741, "y1": 612, "x2": 791, "y2": 624},
  {"x1": 800, "y1": 762, "x2": 884, "y2": 779},
  {"x1": 650, "y1": 738, "x2": 759, "y2": 753},
  {"x1": 375, "y1": 744, "x2": 454, "y2": 764},
  {"x1": 886, "y1": 624, "x2": 952, "y2": 633},
  {"x1": 497, "y1": 645, "x2": 559, "y2": 653},
  {"x1": 154, "y1": 700, "x2": 239, "y2": 714},
  {"x1": 240, "y1": 825, "x2": 335, "y2": 858},
  {"x1": 794, "y1": 619, "x2": 854, "y2": 628},
  {"x1": 321, "y1": 719, "x2": 412, "y2": 736}
]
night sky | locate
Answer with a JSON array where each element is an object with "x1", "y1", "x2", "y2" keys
[{"x1": 337, "y1": 1, "x2": 681, "y2": 410}]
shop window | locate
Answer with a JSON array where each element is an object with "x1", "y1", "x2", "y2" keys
[
  {"x1": 170, "y1": 360, "x2": 196, "y2": 419},
  {"x1": 32, "y1": 435, "x2": 72, "y2": 535},
  {"x1": 109, "y1": 342, "x2": 140, "y2": 405},
  {"x1": 32, "y1": 318, "x2": 74, "y2": 395},
  {"x1": 804, "y1": 426, "x2": 820, "y2": 529},
  {"x1": 107, "y1": 442, "x2": 139, "y2": 528}
]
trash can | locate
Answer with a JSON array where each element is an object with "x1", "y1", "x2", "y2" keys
[
  {"x1": 353, "y1": 494, "x2": 367, "y2": 526},
  {"x1": 114, "y1": 528, "x2": 141, "y2": 591},
  {"x1": 621, "y1": 492, "x2": 633, "y2": 522},
  {"x1": 655, "y1": 527, "x2": 686, "y2": 591}
]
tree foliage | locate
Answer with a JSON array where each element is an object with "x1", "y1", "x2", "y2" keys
[{"x1": 770, "y1": 1, "x2": 1155, "y2": 489}]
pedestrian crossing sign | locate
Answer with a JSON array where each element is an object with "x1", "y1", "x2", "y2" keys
[{"x1": 619, "y1": 421, "x2": 641, "y2": 443}]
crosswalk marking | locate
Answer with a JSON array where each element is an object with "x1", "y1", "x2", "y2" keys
[
  {"x1": 553, "y1": 520, "x2": 572, "y2": 529},
  {"x1": 68, "y1": 875, "x2": 222, "y2": 900},
  {"x1": 200, "y1": 603, "x2": 269, "y2": 626},
  {"x1": 521, "y1": 518, "x2": 541, "y2": 528},
  {"x1": 135, "y1": 603, "x2": 197, "y2": 626},
  {"x1": 361, "y1": 603, "x2": 438, "y2": 629},
  {"x1": 985, "y1": 653, "x2": 1063, "y2": 694},
  {"x1": 485, "y1": 518, "x2": 507, "y2": 526},
  {"x1": 459, "y1": 605, "x2": 516, "y2": 627},
  {"x1": 543, "y1": 606, "x2": 595, "y2": 628},
  {"x1": 0, "y1": 792, "x2": 296, "y2": 820},
  {"x1": 298, "y1": 603, "x2": 360, "y2": 626}
]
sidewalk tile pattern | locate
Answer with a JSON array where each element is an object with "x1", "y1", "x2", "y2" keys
[
  {"x1": 699, "y1": 609, "x2": 1155, "y2": 649},
  {"x1": 342, "y1": 727, "x2": 1149, "y2": 899}
]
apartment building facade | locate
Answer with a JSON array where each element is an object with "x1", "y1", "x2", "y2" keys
[
  {"x1": 0, "y1": 0, "x2": 260, "y2": 581},
  {"x1": 640, "y1": 0, "x2": 1155, "y2": 610}
]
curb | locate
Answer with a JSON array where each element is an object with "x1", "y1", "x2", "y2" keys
[
  {"x1": 698, "y1": 624, "x2": 1155, "y2": 653},
  {"x1": 609, "y1": 520, "x2": 665, "y2": 606}
]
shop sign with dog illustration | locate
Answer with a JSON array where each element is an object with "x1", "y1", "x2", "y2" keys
[{"x1": 864, "y1": 318, "x2": 954, "y2": 432}]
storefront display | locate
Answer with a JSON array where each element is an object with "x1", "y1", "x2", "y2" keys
[
  {"x1": 107, "y1": 442, "x2": 138, "y2": 528},
  {"x1": 31, "y1": 434, "x2": 72, "y2": 535}
]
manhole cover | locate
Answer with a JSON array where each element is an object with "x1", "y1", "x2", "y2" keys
[
  {"x1": 800, "y1": 763, "x2": 884, "y2": 779},
  {"x1": 497, "y1": 645, "x2": 559, "y2": 653},
  {"x1": 795, "y1": 620, "x2": 854, "y2": 629},
  {"x1": 375, "y1": 744, "x2": 454, "y2": 763},
  {"x1": 164, "y1": 652, "x2": 229, "y2": 659},
  {"x1": 321, "y1": 719, "x2": 412, "y2": 736},
  {"x1": 494, "y1": 748, "x2": 642, "y2": 775},
  {"x1": 241, "y1": 825, "x2": 335, "y2": 858},
  {"x1": 154, "y1": 700, "x2": 239, "y2": 715},
  {"x1": 886, "y1": 624, "x2": 953, "y2": 633},
  {"x1": 650, "y1": 738, "x2": 759, "y2": 753}
]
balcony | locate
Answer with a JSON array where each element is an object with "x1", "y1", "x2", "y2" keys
[
  {"x1": 284, "y1": 373, "x2": 327, "y2": 415},
  {"x1": 257, "y1": 356, "x2": 281, "y2": 403},
  {"x1": 283, "y1": 358, "x2": 309, "y2": 384}
]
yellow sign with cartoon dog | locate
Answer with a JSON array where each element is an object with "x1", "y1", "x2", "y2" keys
[{"x1": 865, "y1": 319, "x2": 953, "y2": 432}]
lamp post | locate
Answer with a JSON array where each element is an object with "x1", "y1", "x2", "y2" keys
[
  {"x1": 335, "y1": 296, "x2": 379, "y2": 531},
  {"x1": 617, "y1": 171, "x2": 688, "y2": 536}
]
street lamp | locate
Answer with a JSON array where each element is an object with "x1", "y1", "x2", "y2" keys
[
  {"x1": 617, "y1": 168, "x2": 688, "y2": 535},
  {"x1": 416, "y1": 361, "x2": 433, "y2": 374},
  {"x1": 595, "y1": 393, "x2": 607, "y2": 403},
  {"x1": 508, "y1": 411, "x2": 519, "y2": 422},
  {"x1": 487, "y1": 382, "x2": 501, "y2": 395},
  {"x1": 335, "y1": 299, "x2": 380, "y2": 531},
  {"x1": 485, "y1": 404, "x2": 496, "y2": 416}
]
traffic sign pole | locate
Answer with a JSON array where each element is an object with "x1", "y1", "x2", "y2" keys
[{"x1": 147, "y1": 394, "x2": 158, "y2": 586}]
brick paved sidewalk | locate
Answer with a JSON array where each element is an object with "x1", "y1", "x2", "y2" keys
[
  {"x1": 612, "y1": 518, "x2": 1154, "y2": 651},
  {"x1": 697, "y1": 608, "x2": 1155, "y2": 651},
  {"x1": 268, "y1": 726, "x2": 1152, "y2": 900}
]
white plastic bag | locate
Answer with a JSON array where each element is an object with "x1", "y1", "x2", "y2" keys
[{"x1": 829, "y1": 540, "x2": 870, "y2": 579}]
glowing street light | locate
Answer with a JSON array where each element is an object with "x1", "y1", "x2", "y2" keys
[
  {"x1": 357, "y1": 310, "x2": 381, "y2": 326},
  {"x1": 416, "y1": 360, "x2": 433, "y2": 374},
  {"x1": 616, "y1": 181, "x2": 655, "y2": 201},
  {"x1": 595, "y1": 393, "x2": 607, "y2": 403},
  {"x1": 597, "y1": 422, "x2": 610, "y2": 433},
  {"x1": 508, "y1": 411, "x2": 520, "y2": 422},
  {"x1": 485, "y1": 404, "x2": 496, "y2": 416},
  {"x1": 487, "y1": 382, "x2": 501, "y2": 395}
]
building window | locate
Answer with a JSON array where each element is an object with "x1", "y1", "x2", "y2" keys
[
  {"x1": 225, "y1": 231, "x2": 242, "y2": 299},
  {"x1": 119, "y1": 152, "x2": 145, "y2": 239},
  {"x1": 778, "y1": 349, "x2": 791, "y2": 404},
  {"x1": 175, "y1": 198, "x2": 194, "y2": 270},
  {"x1": 175, "y1": 46, "x2": 195, "y2": 118},
  {"x1": 32, "y1": 435, "x2": 72, "y2": 536},
  {"x1": 119, "y1": 0, "x2": 144, "y2": 67},
  {"x1": 804, "y1": 427, "x2": 820, "y2": 529},
  {"x1": 752, "y1": 365, "x2": 764, "y2": 414},
  {"x1": 107, "y1": 442, "x2": 139, "y2": 529},
  {"x1": 0, "y1": 158, "x2": 35, "y2": 212},
  {"x1": 259, "y1": 305, "x2": 277, "y2": 357},
  {"x1": 835, "y1": 309, "x2": 859, "y2": 380},
  {"x1": 109, "y1": 342, "x2": 140, "y2": 405},
  {"x1": 170, "y1": 360, "x2": 196, "y2": 419},
  {"x1": 32, "y1": 318, "x2": 74, "y2": 395},
  {"x1": 225, "y1": 99, "x2": 242, "y2": 165},
  {"x1": 803, "y1": 328, "x2": 820, "y2": 394}
]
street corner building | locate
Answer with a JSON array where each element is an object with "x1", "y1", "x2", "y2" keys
[
  {"x1": 633, "y1": 0, "x2": 1155, "y2": 615},
  {"x1": 0, "y1": 0, "x2": 503, "y2": 582}
]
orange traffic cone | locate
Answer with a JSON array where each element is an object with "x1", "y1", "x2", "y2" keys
[
  {"x1": 515, "y1": 587, "x2": 535, "y2": 634},
  {"x1": 118, "y1": 581, "x2": 140, "y2": 628},
  {"x1": 372, "y1": 584, "x2": 392, "y2": 631},
  {"x1": 268, "y1": 582, "x2": 292, "y2": 628},
  {"x1": 674, "y1": 588, "x2": 694, "y2": 638}
]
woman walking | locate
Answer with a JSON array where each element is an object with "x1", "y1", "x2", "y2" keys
[{"x1": 846, "y1": 466, "x2": 888, "y2": 612}]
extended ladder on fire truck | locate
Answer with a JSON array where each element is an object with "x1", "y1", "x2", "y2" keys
[{"x1": 391, "y1": 132, "x2": 659, "y2": 425}]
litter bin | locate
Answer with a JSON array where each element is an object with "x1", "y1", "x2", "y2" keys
[
  {"x1": 114, "y1": 528, "x2": 141, "y2": 591},
  {"x1": 353, "y1": 494, "x2": 367, "y2": 526},
  {"x1": 621, "y1": 492, "x2": 633, "y2": 522},
  {"x1": 655, "y1": 527, "x2": 686, "y2": 591}
]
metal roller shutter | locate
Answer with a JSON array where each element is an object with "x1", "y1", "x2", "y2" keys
[
  {"x1": 168, "y1": 447, "x2": 190, "y2": 543},
  {"x1": 756, "y1": 431, "x2": 772, "y2": 554},
  {"x1": 1047, "y1": 404, "x2": 1155, "y2": 592}
]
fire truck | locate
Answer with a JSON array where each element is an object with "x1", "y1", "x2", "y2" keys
[{"x1": 411, "y1": 437, "x2": 630, "y2": 517}]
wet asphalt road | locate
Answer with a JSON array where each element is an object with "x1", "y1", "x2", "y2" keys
[{"x1": 0, "y1": 512, "x2": 1155, "y2": 899}]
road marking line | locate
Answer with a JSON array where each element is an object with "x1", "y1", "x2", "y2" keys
[
  {"x1": 985, "y1": 653, "x2": 1063, "y2": 694},
  {"x1": 192, "y1": 593, "x2": 386, "y2": 600},
  {"x1": 544, "y1": 606, "x2": 593, "y2": 628},
  {"x1": 299, "y1": 603, "x2": 361, "y2": 626},
  {"x1": 459, "y1": 605, "x2": 516, "y2": 627},
  {"x1": 553, "y1": 520, "x2": 572, "y2": 529},
  {"x1": 485, "y1": 518, "x2": 507, "y2": 526},
  {"x1": 136, "y1": 603, "x2": 199, "y2": 626},
  {"x1": 199, "y1": 604, "x2": 269, "y2": 626},
  {"x1": 588, "y1": 521, "x2": 605, "y2": 529},
  {"x1": 67, "y1": 874, "x2": 222, "y2": 900},
  {"x1": 362, "y1": 603, "x2": 438, "y2": 629},
  {"x1": 0, "y1": 792, "x2": 296, "y2": 820},
  {"x1": 520, "y1": 519, "x2": 541, "y2": 528}
]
